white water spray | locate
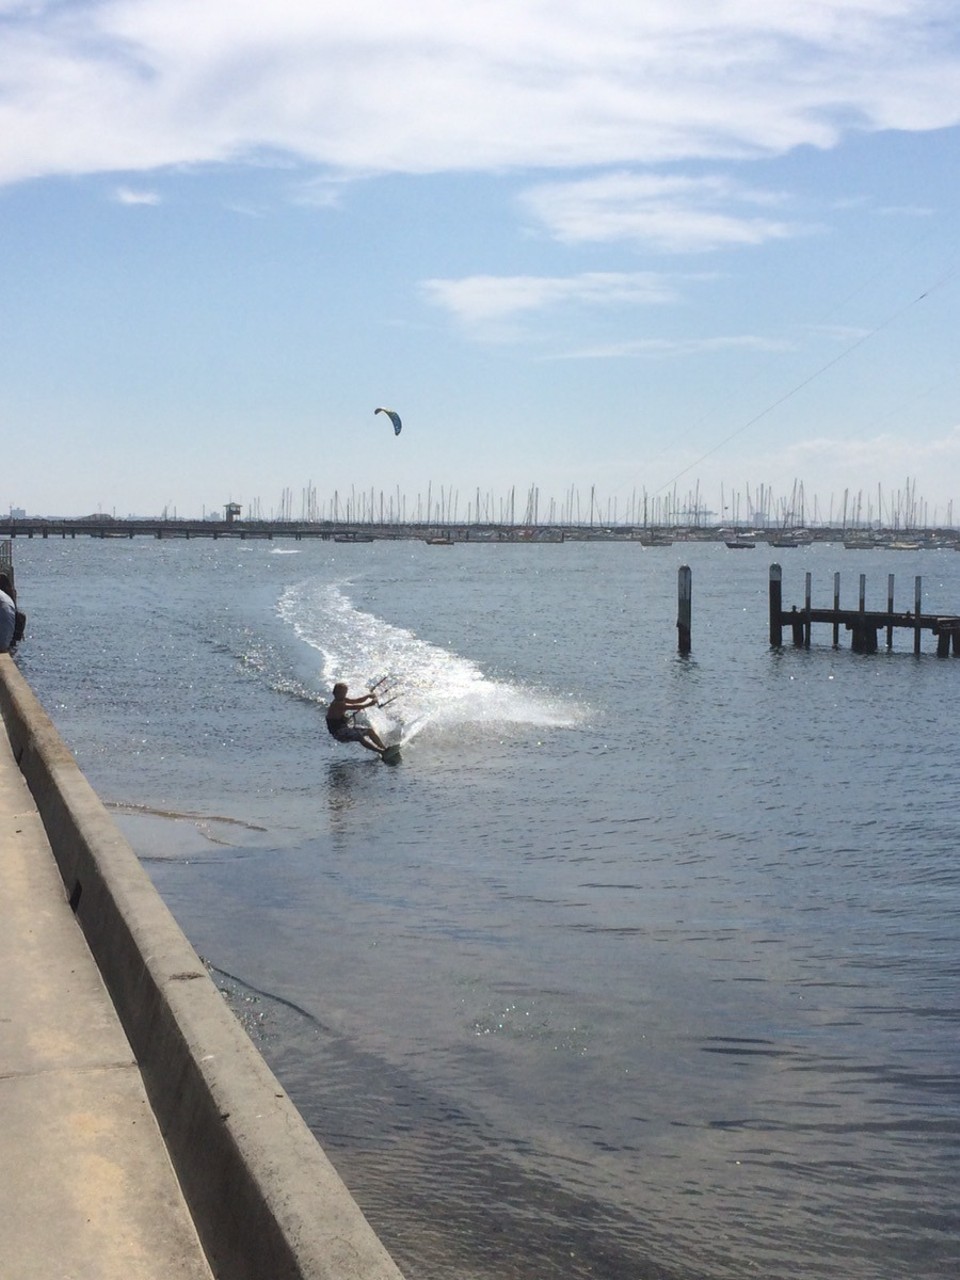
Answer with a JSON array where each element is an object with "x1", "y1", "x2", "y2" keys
[{"x1": 278, "y1": 581, "x2": 580, "y2": 742}]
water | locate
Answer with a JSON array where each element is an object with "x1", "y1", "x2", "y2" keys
[{"x1": 11, "y1": 535, "x2": 960, "y2": 1279}]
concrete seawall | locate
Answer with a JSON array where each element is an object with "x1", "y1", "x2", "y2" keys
[{"x1": 0, "y1": 654, "x2": 405, "y2": 1280}]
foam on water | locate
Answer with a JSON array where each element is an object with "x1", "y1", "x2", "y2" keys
[{"x1": 277, "y1": 580, "x2": 580, "y2": 740}]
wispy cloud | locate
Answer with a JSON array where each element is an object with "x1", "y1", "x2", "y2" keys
[
  {"x1": 521, "y1": 172, "x2": 812, "y2": 253},
  {"x1": 1, "y1": 3, "x2": 959, "y2": 185},
  {"x1": 113, "y1": 186, "x2": 161, "y2": 206},
  {"x1": 805, "y1": 323, "x2": 874, "y2": 344},
  {"x1": 877, "y1": 203, "x2": 935, "y2": 217},
  {"x1": 558, "y1": 334, "x2": 796, "y2": 359},
  {"x1": 768, "y1": 423, "x2": 960, "y2": 490},
  {"x1": 289, "y1": 171, "x2": 368, "y2": 209},
  {"x1": 421, "y1": 270, "x2": 678, "y2": 339}
]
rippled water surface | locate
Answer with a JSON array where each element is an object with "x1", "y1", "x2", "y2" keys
[{"x1": 12, "y1": 535, "x2": 960, "y2": 1279}]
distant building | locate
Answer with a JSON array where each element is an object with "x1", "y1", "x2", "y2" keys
[{"x1": 9, "y1": 507, "x2": 25, "y2": 519}]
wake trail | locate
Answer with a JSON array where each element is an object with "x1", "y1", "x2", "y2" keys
[{"x1": 277, "y1": 581, "x2": 582, "y2": 742}]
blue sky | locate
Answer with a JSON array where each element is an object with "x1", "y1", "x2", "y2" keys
[{"x1": 2, "y1": 1, "x2": 960, "y2": 524}]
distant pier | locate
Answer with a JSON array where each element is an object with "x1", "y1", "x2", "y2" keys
[
  {"x1": 769, "y1": 564, "x2": 960, "y2": 655},
  {"x1": 2, "y1": 516, "x2": 960, "y2": 548},
  {"x1": 0, "y1": 516, "x2": 676, "y2": 543}
]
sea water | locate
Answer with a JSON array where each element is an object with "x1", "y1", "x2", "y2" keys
[{"x1": 11, "y1": 535, "x2": 960, "y2": 1280}]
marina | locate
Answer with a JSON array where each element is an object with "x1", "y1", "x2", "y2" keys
[{"x1": 3, "y1": 513, "x2": 960, "y2": 549}]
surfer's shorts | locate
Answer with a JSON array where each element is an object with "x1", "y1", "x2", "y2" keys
[{"x1": 332, "y1": 725, "x2": 369, "y2": 744}]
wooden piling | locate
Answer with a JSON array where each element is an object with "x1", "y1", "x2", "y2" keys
[
  {"x1": 804, "y1": 572, "x2": 812, "y2": 648},
  {"x1": 852, "y1": 573, "x2": 868, "y2": 652},
  {"x1": 790, "y1": 607, "x2": 804, "y2": 647},
  {"x1": 832, "y1": 572, "x2": 840, "y2": 648},
  {"x1": 768, "y1": 564, "x2": 782, "y2": 646},
  {"x1": 677, "y1": 565, "x2": 692, "y2": 654},
  {"x1": 886, "y1": 574, "x2": 895, "y2": 649},
  {"x1": 915, "y1": 577, "x2": 922, "y2": 656}
]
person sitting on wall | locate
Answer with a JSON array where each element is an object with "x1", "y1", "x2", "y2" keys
[
  {"x1": 0, "y1": 573, "x2": 25, "y2": 649},
  {"x1": 0, "y1": 584, "x2": 16, "y2": 653}
]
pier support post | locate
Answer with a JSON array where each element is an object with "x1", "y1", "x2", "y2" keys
[
  {"x1": 852, "y1": 573, "x2": 868, "y2": 652},
  {"x1": 804, "y1": 572, "x2": 812, "y2": 648},
  {"x1": 790, "y1": 607, "x2": 804, "y2": 647},
  {"x1": 887, "y1": 574, "x2": 895, "y2": 649},
  {"x1": 677, "y1": 565, "x2": 692, "y2": 655},
  {"x1": 915, "y1": 577, "x2": 922, "y2": 656},
  {"x1": 768, "y1": 563, "x2": 782, "y2": 646},
  {"x1": 832, "y1": 572, "x2": 840, "y2": 647},
  {"x1": 851, "y1": 624, "x2": 879, "y2": 653}
]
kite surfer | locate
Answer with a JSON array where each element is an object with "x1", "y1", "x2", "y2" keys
[{"x1": 325, "y1": 682, "x2": 388, "y2": 755}]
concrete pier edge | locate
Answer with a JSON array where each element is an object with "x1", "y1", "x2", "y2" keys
[{"x1": 0, "y1": 655, "x2": 404, "y2": 1280}]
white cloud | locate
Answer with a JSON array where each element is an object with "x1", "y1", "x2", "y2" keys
[
  {"x1": 421, "y1": 270, "x2": 678, "y2": 339},
  {"x1": 558, "y1": 334, "x2": 796, "y2": 359},
  {"x1": 113, "y1": 185, "x2": 161, "y2": 205},
  {"x1": 877, "y1": 203, "x2": 935, "y2": 217},
  {"x1": 737, "y1": 423, "x2": 960, "y2": 514},
  {"x1": 784, "y1": 424, "x2": 960, "y2": 472},
  {"x1": 805, "y1": 323, "x2": 873, "y2": 342},
  {"x1": 289, "y1": 171, "x2": 367, "y2": 209},
  {"x1": 520, "y1": 172, "x2": 812, "y2": 252},
  {"x1": 648, "y1": 422, "x2": 960, "y2": 521},
  {"x1": 1, "y1": 2, "x2": 959, "y2": 184}
]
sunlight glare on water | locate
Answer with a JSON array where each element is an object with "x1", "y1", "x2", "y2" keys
[{"x1": 12, "y1": 535, "x2": 960, "y2": 1280}]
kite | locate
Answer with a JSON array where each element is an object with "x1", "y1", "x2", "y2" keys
[{"x1": 374, "y1": 407, "x2": 402, "y2": 436}]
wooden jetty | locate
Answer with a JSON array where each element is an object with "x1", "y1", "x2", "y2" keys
[{"x1": 769, "y1": 564, "x2": 960, "y2": 656}]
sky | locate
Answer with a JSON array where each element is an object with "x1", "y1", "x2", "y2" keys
[{"x1": 2, "y1": 1, "x2": 960, "y2": 525}]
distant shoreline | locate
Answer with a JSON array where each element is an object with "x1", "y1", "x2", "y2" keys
[{"x1": 1, "y1": 517, "x2": 957, "y2": 548}]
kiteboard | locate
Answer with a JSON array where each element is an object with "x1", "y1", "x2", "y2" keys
[{"x1": 381, "y1": 744, "x2": 402, "y2": 766}]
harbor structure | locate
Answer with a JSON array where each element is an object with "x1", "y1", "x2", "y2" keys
[{"x1": 769, "y1": 564, "x2": 960, "y2": 655}]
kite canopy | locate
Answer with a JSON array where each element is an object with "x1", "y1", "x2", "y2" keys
[{"x1": 374, "y1": 406, "x2": 402, "y2": 436}]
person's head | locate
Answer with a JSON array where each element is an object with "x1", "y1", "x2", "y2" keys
[{"x1": 333, "y1": 682, "x2": 348, "y2": 698}]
